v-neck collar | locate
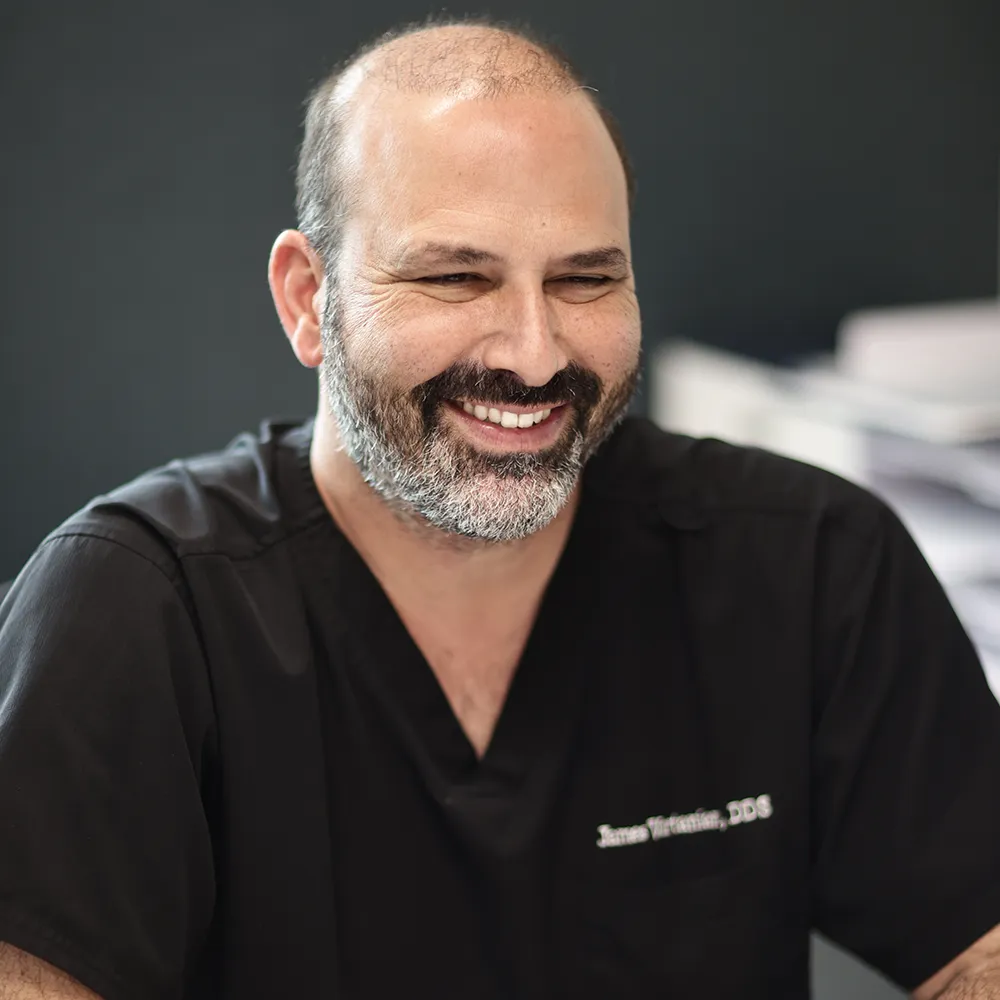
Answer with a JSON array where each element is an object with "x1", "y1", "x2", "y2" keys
[
  {"x1": 289, "y1": 425, "x2": 617, "y2": 809},
  {"x1": 320, "y1": 490, "x2": 604, "y2": 783}
]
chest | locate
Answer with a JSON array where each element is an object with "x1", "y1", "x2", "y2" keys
[
  {"x1": 195, "y1": 510, "x2": 822, "y2": 998},
  {"x1": 315, "y1": 601, "x2": 814, "y2": 998},
  {"x1": 249, "y1": 500, "x2": 823, "y2": 995}
]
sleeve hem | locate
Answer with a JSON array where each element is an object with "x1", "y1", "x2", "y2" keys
[
  {"x1": 886, "y1": 876, "x2": 1000, "y2": 991},
  {"x1": 0, "y1": 904, "x2": 150, "y2": 1000}
]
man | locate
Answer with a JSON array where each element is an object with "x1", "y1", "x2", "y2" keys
[{"x1": 1, "y1": 17, "x2": 1000, "y2": 1000}]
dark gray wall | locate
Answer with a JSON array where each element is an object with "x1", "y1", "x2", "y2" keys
[
  {"x1": 2, "y1": 2, "x2": 997, "y2": 994},
  {"x1": 2, "y1": 0, "x2": 998, "y2": 580}
]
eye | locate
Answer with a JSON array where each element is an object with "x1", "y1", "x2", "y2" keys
[
  {"x1": 549, "y1": 275, "x2": 617, "y2": 300},
  {"x1": 554, "y1": 275, "x2": 613, "y2": 286},
  {"x1": 419, "y1": 273, "x2": 484, "y2": 285}
]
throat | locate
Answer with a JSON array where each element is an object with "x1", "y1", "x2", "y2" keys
[
  {"x1": 312, "y1": 428, "x2": 580, "y2": 756},
  {"x1": 438, "y1": 658, "x2": 522, "y2": 759},
  {"x1": 402, "y1": 615, "x2": 535, "y2": 760}
]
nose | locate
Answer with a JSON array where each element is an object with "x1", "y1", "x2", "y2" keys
[{"x1": 480, "y1": 280, "x2": 569, "y2": 388}]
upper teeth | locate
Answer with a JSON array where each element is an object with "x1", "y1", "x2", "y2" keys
[{"x1": 461, "y1": 402, "x2": 553, "y2": 428}]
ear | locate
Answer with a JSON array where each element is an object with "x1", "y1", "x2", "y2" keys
[{"x1": 268, "y1": 230, "x2": 326, "y2": 368}]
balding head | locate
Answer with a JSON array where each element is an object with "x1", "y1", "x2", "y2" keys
[
  {"x1": 336, "y1": 23, "x2": 583, "y2": 100},
  {"x1": 295, "y1": 19, "x2": 633, "y2": 271}
]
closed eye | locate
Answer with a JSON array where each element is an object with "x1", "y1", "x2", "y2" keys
[
  {"x1": 553, "y1": 275, "x2": 613, "y2": 285},
  {"x1": 418, "y1": 274, "x2": 614, "y2": 285},
  {"x1": 418, "y1": 273, "x2": 484, "y2": 284}
]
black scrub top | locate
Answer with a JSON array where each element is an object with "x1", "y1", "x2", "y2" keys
[{"x1": 2, "y1": 417, "x2": 1000, "y2": 1000}]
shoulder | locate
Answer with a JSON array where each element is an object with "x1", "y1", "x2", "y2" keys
[
  {"x1": 40, "y1": 419, "x2": 317, "y2": 570},
  {"x1": 587, "y1": 417, "x2": 884, "y2": 537}
]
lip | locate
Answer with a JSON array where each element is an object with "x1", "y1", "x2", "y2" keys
[{"x1": 443, "y1": 400, "x2": 569, "y2": 452}]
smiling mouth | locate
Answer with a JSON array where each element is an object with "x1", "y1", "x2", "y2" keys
[{"x1": 454, "y1": 400, "x2": 559, "y2": 429}]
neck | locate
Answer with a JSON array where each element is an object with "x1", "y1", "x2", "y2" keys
[{"x1": 309, "y1": 408, "x2": 579, "y2": 603}]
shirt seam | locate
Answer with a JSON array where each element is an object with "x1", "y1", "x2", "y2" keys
[
  {"x1": 41, "y1": 511, "x2": 329, "y2": 570},
  {"x1": 34, "y1": 530, "x2": 185, "y2": 588}
]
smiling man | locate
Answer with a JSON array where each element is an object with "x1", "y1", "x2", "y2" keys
[{"x1": 3, "y1": 18, "x2": 1000, "y2": 1000}]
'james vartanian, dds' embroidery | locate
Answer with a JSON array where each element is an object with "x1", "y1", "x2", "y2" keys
[{"x1": 596, "y1": 794, "x2": 773, "y2": 849}]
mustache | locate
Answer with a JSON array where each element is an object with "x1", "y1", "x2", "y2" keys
[{"x1": 411, "y1": 361, "x2": 603, "y2": 413}]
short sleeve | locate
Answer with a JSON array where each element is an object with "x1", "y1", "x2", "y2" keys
[
  {"x1": 810, "y1": 495, "x2": 1000, "y2": 990},
  {"x1": 0, "y1": 531, "x2": 217, "y2": 1000}
]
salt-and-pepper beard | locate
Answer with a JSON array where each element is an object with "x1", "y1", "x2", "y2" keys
[{"x1": 319, "y1": 288, "x2": 639, "y2": 542}]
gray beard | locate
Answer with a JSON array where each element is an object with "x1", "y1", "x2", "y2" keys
[{"x1": 318, "y1": 292, "x2": 625, "y2": 542}]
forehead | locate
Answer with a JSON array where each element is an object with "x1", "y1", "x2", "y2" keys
[{"x1": 338, "y1": 89, "x2": 630, "y2": 253}]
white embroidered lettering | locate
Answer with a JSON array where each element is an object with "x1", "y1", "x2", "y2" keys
[
  {"x1": 596, "y1": 823, "x2": 650, "y2": 849},
  {"x1": 645, "y1": 809, "x2": 727, "y2": 840},
  {"x1": 598, "y1": 794, "x2": 773, "y2": 848}
]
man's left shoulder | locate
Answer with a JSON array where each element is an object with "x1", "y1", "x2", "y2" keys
[{"x1": 590, "y1": 417, "x2": 881, "y2": 528}]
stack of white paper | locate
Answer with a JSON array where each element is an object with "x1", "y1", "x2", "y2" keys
[
  {"x1": 785, "y1": 299, "x2": 1000, "y2": 443},
  {"x1": 838, "y1": 300, "x2": 1000, "y2": 396},
  {"x1": 785, "y1": 361, "x2": 1000, "y2": 443}
]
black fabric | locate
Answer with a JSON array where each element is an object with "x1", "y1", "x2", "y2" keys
[{"x1": 1, "y1": 417, "x2": 999, "y2": 998}]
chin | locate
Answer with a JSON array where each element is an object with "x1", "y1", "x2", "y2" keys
[{"x1": 410, "y1": 470, "x2": 576, "y2": 543}]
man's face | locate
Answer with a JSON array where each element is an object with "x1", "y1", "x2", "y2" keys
[{"x1": 320, "y1": 89, "x2": 641, "y2": 541}]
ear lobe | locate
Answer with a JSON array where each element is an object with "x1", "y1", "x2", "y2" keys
[{"x1": 268, "y1": 230, "x2": 326, "y2": 369}]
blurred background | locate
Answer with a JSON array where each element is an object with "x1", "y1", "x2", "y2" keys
[{"x1": 1, "y1": 1, "x2": 998, "y2": 995}]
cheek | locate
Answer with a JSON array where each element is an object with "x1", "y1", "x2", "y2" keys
[
  {"x1": 340, "y1": 287, "x2": 470, "y2": 388},
  {"x1": 566, "y1": 296, "x2": 642, "y2": 382}
]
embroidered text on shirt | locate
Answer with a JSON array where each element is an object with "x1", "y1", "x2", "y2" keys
[{"x1": 596, "y1": 794, "x2": 773, "y2": 849}]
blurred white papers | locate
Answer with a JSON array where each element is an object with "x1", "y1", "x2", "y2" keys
[
  {"x1": 864, "y1": 433, "x2": 1000, "y2": 508},
  {"x1": 787, "y1": 361, "x2": 1000, "y2": 443},
  {"x1": 787, "y1": 299, "x2": 1000, "y2": 443},
  {"x1": 871, "y1": 473, "x2": 1000, "y2": 582},
  {"x1": 838, "y1": 299, "x2": 1000, "y2": 396}
]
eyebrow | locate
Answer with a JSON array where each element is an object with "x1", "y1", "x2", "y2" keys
[
  {"x1": 394, "y1": 243, "x2": 505, "y2": 270},
  {"x1": 392, "y1": 242, "x2": 630, "y2": 273},
  {"x1": 559, "y1": 246, "x2": 630, "y2": 271}
]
